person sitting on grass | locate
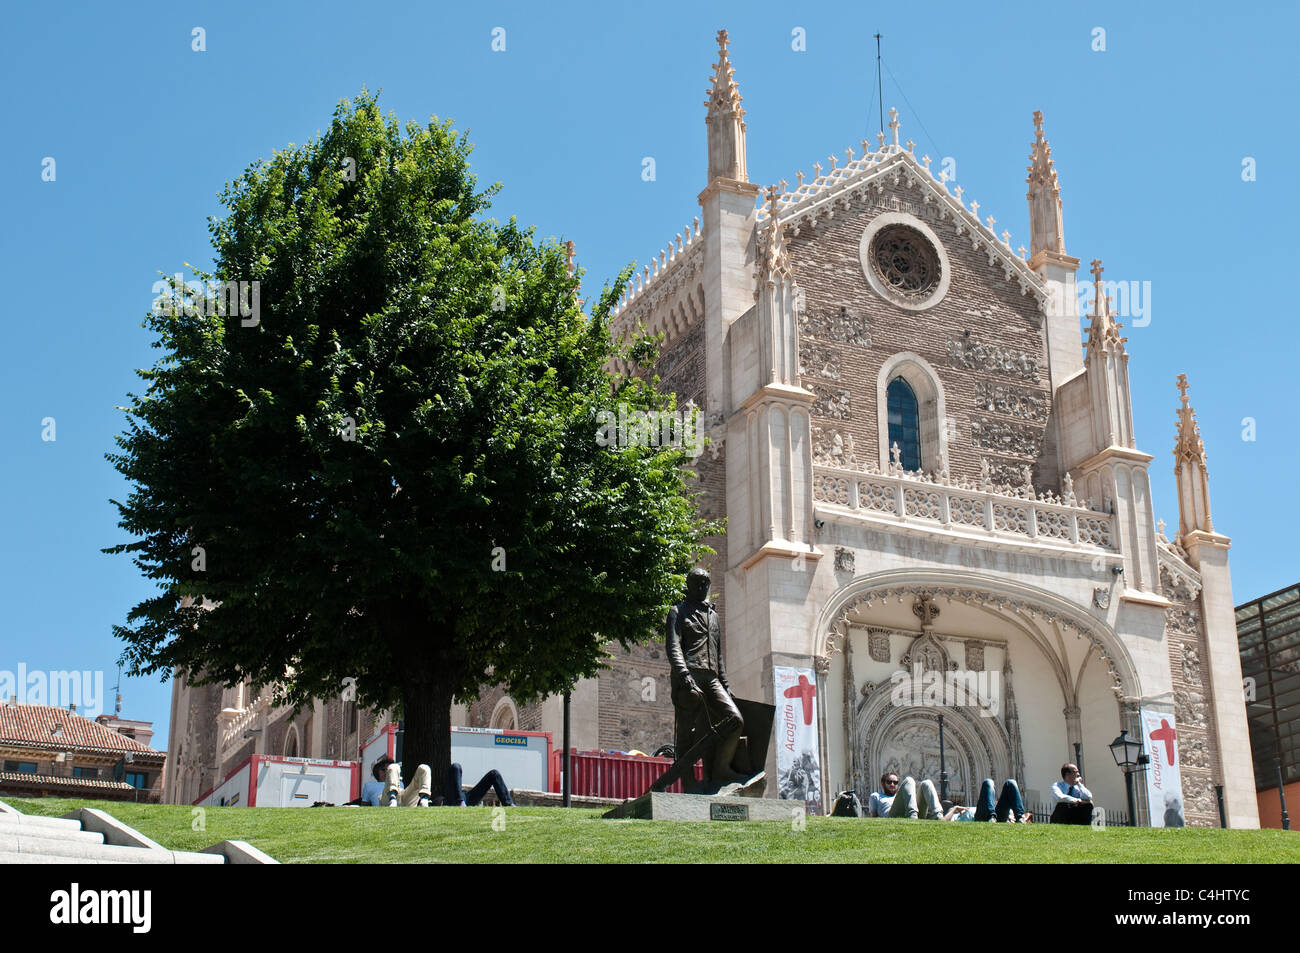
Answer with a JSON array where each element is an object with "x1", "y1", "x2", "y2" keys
[
  {"x1": 868, "y1": 771, "x2": 944, "y2": 819},
  {"x1": 940, "y1": 778, "x2": 1031, "y2": 822},
  {"x1": 1048, "y1": 763, "x2": 1094, "y2": 824}
]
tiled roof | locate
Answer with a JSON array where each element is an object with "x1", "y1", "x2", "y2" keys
[
  {"x1": 0, "y1": 771, "x2": 136, "y2": 792},
  {"x1": 0, "y1": 705, "x2": 158, "y2": 753}
]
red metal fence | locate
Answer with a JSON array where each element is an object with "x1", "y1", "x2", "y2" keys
[{"x1": 549, "y1": 749, "x2": 703, "y2": 799}]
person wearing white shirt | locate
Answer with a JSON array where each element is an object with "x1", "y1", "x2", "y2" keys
[
  {"x1": 1049, "y1": 763, "x2": 1095, "y2": 824},
  {"x1": 1051, "y1": 763, "x2": 1093, "y2": 805}
]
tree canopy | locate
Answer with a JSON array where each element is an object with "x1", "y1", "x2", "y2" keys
[{"x1": 106, "y1": 91, "x2": 714, "y2": 782}]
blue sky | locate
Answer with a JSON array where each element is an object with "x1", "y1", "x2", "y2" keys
[{"x1": 3, "y1": 1, "x2": 1296, "y2": 750}]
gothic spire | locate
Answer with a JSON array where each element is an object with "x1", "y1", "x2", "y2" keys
[
  {"x1": 1083, "y1": 259, "x2": 1136, "y2": 451},
  {"x1": 1085, "y1": 259, "x2": 1127, "y2": 356},
  {"x1": 759, "y1": 187, "x2": 794, "y2": 284},
  {"x1": 1026, "y1": 110, "x2": 1067, "y2": 257},
  {"x1": 1173, "y1": 374, "x2": 1215, "y2": 537},
  {"x1": 704, "y1": 29, "x2": 748, "y2": 184}
]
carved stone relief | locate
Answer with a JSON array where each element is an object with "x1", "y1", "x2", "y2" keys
[
  {"x1": 801, "y1": 305, "x2": 872, "y2": 347},
  {"x1": 1182, "y1": 644, "x2": 1201, "y2": 686},
  {"x1": 965, "y1": 641, "x2": 985, "y2": 672},
  {"x1": 812, "y1": 425, "x2": 861, "y2": 468},
  {"x1": 981, "y1": 456, "x2": 1032, "y2": 489},
  {"x1": 799, "y1": 342, "x2": 842, "y2": 381},
  {"x1": 1180, "y1": 734, "x2": 1210, "y2": 770},
  {"x1": 974, "y1": 380, "x2": 1048, "y2": 423},
  {"x1": 971, "y1": 418, "x2": 1043, "y2": 458},
  {"x1": 811, "y1": 385, "x2": 851, "y2": 420},
  {"x1": 946, "y1": 334, "x2": 1040, "y2": 382},
  {"x1": 1174, "y1": 688, "x2": 1208, "y2": 730},
  {"x1": 1187, "y1": 781, "x2": 1216, "y2": 819},
  {"x1": 834, "y1": 547, "x2": 855, "y2": 573},
  {"x1": 868, "y1": 628, "x2": 891, "y2": 663}
]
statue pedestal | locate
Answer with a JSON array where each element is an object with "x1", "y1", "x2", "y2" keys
[{"x1": 602, "y1": 791, "x2": 801, "y2": 822}]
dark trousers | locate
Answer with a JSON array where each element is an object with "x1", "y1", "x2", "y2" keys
[
  {"x1": 1050, "y1": 801, "x2": 1094, "y2": 825},
  {"x1": 672, "y1": 668, "x2": 744, "y2": 781},
  {"x1": 973, "y1": 778, "x2": 1025, "y2": 822},
  {"x1": 443, "y1": 762, "x2": 513, "y2": 807}
]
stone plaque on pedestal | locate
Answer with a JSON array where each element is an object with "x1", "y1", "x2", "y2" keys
[{"x1": 602, "y1": 790, "x2": 800, "y2": 822}]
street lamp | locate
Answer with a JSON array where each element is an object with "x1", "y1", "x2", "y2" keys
[{"x1": 1109, "y1": 729, "x2": 1146, "y2": 827}]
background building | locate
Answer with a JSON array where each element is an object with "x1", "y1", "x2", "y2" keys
[
  {"x1": 0, "y1": 702, "x2": 165, "y2": 802},
  {"x1": 1236, "y1": 583, "x2": 1299, "y2": 829}
]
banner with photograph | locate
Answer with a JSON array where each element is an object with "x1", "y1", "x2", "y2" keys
[
  {"x1": 1140, "y1": 709, "x2": 1186, "y2": 827},
  {"x1": 774, "y1": 666, "x2": 822, "y2": 815}
]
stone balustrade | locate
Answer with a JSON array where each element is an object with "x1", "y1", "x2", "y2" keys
[{"x1": 813, "y1": 464, "x2": 1116, "y2": 551}]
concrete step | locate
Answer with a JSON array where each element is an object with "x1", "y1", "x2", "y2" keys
[
  {"x1": 0, "y1": 834, "x2": 225, "y2": 864},
  {"x1": 0, "y1": 850, "x2": 118, "y2": 864},
  {"x1": 0, "y1": 812, "x2": 85, "y2": 834},
  {"x1": 0, "y1": 825, "x2": 104, "y2": 848},
  {"x1": 0, "y1": 799, "x2": 274, "y2": 864}
]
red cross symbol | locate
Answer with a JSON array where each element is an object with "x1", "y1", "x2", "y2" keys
[
  {"x1": 783, "y1": 674, "x2": 817, "y2": 725},
  {"x1": 1149, "y1": 719, "x2": 1177, "y2": 765}
]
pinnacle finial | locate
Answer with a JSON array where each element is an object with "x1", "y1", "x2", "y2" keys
[
  {"x1": 705, "y1": 27, "x2": 747, "y2": 184},
  {"x1": 1027, "y1": 109, "x2": 1066, "y2": 256},
  {"x1": 1173, "y1": 373, "x2": 1212, "y2": 534},
  {"x1": 564, "y1": 240, "x2": 576, "y2": 278},
  {"x1": 888, "y1": 107, "x2": 900, "y2": 147},
  {"x1": 1090, "y1": 259, "x2": 1104, "y2": 283}
]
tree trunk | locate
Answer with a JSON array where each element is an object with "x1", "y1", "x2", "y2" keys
[{"x1": 400, "y1": 674, "x2": 454, "y2": 800}]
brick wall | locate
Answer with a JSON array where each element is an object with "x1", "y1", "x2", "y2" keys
[
  {"x1": 788, "y1": 182, "x2": 1057, "y2": 493},
  {"x1": 597, "y1": 640, "x2": 675, "y2": 753}
]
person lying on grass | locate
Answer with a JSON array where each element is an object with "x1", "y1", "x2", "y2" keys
[{"x1": 359, "y1": 756, "x2": 515, "y2": 807}]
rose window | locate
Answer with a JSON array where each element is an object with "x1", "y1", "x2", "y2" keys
[{"x1": 870, "y1": 225, "x2": 941, "y2": 300}]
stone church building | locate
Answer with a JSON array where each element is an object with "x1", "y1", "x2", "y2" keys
[
  {"x1": 167, "y1": 29, "x2": 1257, "y2": 827},
  {"x1": 598, "y1": 29, "x2": 1256, "y2": 826}
]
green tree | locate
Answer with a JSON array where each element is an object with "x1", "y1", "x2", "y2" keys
[{"x1": 107, "y1": 92, "x2": 712, "y2": 793}]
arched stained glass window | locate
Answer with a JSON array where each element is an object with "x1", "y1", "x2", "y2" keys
[{"x1": 886, "y1": 377, "x2": 921, "y2": 472}]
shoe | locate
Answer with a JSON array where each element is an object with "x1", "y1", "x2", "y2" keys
[
  {"x1": 387, "y1": 790, "x2": 399, "y2": 807},
  {"x1": 417, "y1": 794, "x2": 430, "y2": 807}
]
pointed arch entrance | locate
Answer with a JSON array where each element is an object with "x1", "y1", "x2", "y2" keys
[{"x1": 814, "y1": 570, "x2": 1142, "y2": 811}]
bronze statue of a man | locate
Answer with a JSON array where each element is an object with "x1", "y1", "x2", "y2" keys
[{"x1": 666, "y1": 567, "x2": 747, "y2": 785}]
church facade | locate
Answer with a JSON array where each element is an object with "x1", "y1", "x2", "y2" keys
[{"x1": 602, "y1": 30, "x2": 1257, "y2": 826}]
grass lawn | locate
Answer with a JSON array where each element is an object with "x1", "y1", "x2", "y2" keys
[{"x1": 8, "y1": 797, "x2": 1298, "y2": 863}]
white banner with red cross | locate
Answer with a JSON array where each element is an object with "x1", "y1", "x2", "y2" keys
[
  {"x1": 1140, "y1": 709, "x2": 1186, "y2": 827},
  {"x1": 774, "y1": 666, "x2": 822, "y2": 814}
]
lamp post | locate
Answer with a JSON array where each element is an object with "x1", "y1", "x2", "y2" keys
[
  {"x1": 1109, "y1": 729, "x2": 1144, "y2": 827},
  {"x1": 937, "y1": 713, "x2": 949, "y2": 803}
]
